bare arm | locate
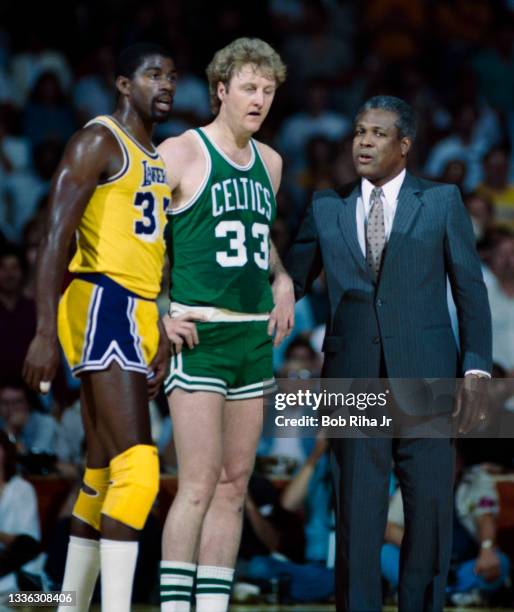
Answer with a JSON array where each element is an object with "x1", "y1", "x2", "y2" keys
[
  {"x1": 384, "y1": 522, "x2": 404, "y2": 547},
  {"x1": 280, "y1": 437, "x2": 327, "y2": 512},
  {"x1": 23, "y1": 125, "x2": 122, "y2": 391},
  {"x1": 474, "y1": 512, "x2": 502, "y2": 581},
  {"x1": 158, "y1": 132, "x2": 203, "y2": 208},
  {"x1": 244, "y1": 494, "x2": 281, "y2": 552}
]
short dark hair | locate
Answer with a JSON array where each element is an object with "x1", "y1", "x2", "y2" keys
[
  {"x1": 116, "y1": 43, "x2": 172, "y2": 79},
  {"x1": 356, "y1": 95, "x2": 417, "y2": 141},
  {"x1": 0, "y1": 243, "x2": 27, "y2": 274},
  {"x1": 285, "y1": 336, "x2": 317, "y2": 361}
]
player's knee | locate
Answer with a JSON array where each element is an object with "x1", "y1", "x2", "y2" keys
[
  {"x1": 102, "y1": 444, "x2": 159, "y2": 530},
  {"x1": 178, "y1": 467, "x2": 221, "y2": 510},
  {"x1": 216, "y1": 467, "x2": 252, "y2": 506},
  {"x1": 72, "y1": 466, "x2": 110, "y2": 531}
]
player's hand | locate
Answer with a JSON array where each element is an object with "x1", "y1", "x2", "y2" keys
[
  {"x1": 147, "y1": 323, "x2": 170, "y2": 400},
  {"x1": 452, "y1": 374, "x2": 490, "y2": 434},
  {"x1": 162, "y1": 312, "x2": 207, "y2": 353},
  {"x1": 22, "y1": 333, "x2": 60, "y2": 393},
  {"x1": 474, "y1": 548, "x2": 502, "y2": 582},
  {"x1": 269, "y1": 273, "x2": 295, "y2": 347}
]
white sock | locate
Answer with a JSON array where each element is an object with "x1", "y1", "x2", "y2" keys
[
  {"x1": 58, "y1": 535, "x2": 100, "y2": 612},
  {"x1": 160, "y1": 561, "x2": 196, "y2": 611},
  {"x1": 195, "y1": 565, "x2": 234, "y2": 612},
  {"x1": 100, "y1": 539, "x2": 139, "y2": 612}
]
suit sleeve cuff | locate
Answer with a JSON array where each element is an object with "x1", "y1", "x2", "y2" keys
[{"x1": 464, "y1": 369, "x2": 491, "y2": 378}]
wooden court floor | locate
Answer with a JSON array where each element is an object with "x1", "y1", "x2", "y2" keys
[{"x1": 7, "y1": 604, "x2": 504, "y2": 612}]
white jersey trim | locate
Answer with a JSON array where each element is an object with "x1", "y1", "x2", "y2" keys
[
  {"x1": 253, "y1": 140, "x2": 276, "y2": 195},
  {"x1": 169, "y1": 301, "x2": 270, "y2": 322},
  {"x1": 199, "y1": 127, "x2": 255, "y2": 171},
  {"x1": 86, "y1": 118, "x2": 130, "y2": 186},
  {"x1": 168, "y1": 130, "x2": 212, "y2": 216}
]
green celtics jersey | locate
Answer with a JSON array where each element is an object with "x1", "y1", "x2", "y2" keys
[{"x1": 166, "y1": 128, "x2": 276, "y2": 313}]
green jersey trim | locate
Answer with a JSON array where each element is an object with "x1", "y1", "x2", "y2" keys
[
  {"x1": 198, "y1": 127, "x2": 255, "y2": 171},
  {"x1": 168, "y1": 130, "x2": 212, "y2": 217}
]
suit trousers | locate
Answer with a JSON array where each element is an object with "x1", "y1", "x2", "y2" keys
[{"x1": 329, "y1": 356, "x2": 455, "y2": 612}]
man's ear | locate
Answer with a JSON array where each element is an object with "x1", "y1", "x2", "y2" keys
[
  {"x1": 217, "y1": 81, "x2": 226, "y2": 106},
  {"x1": 400, "y1": 137, "x2": 412, "y2": 157},
  {"x1": 116, "y1": 75, "x2": 131, "y2": 97}
]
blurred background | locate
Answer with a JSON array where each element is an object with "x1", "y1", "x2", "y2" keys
[{"x1": 1, "y1": 0, "x2": 514, "y2": 607}]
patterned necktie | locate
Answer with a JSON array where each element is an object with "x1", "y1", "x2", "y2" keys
[{"x1": 366, "y1": 187, "x2": 385, "y2": 281}]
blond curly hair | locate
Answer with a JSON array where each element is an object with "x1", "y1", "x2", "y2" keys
[{"x1": 206, "y1": 37, "x2": 286, "y2": 114}]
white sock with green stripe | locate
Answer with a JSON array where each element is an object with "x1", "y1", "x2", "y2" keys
[
  {"x1": 195, "y1": 565, "x2": 234, "y2": 612},
  {"x1": 160, "y1": 561, "x2": 196, "y2": 611}
]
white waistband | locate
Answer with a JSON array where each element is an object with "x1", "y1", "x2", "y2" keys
[{"x1": 169, "y1": 302, "x2": 270, "y2": 323}]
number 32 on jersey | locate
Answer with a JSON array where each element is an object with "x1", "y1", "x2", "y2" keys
[{"x1": 215, "y1": 220, "x2": 269, "y2": 270}]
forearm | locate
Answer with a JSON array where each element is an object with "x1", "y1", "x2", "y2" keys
[
  {"x1": 280, "y1": 462, "x2": 315, "y2": 511},
  {"x1": 34, "y1": 228, "x2": 71, "y2": 337},
  {"x1": 476, "y1": 513, "x2": 497, "y2": 546},
  {"x1": 269, "y1": 241, "x2": 289, "y2": 282},
  {"x1": 384, "y1": 523, "x2": 404, "y2": 547},
  {"x1": 245, "y1": 500, "x2": 280, "y2": 552}
]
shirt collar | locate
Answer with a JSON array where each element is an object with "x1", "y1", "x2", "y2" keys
[{"x1": 361, "y1": 168, "x2": 406, "y2": 211}]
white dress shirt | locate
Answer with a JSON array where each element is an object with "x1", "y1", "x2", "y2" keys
[
  {"x1": 356, "y1": 169, "x2": 406, "y2": 256},
  {"x1": 355, "y1": 168, "x2": 490, "y2": 378}
]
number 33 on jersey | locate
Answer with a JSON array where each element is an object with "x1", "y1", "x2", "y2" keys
[
  {"x1": 166, "y1": 128, "x2": 276, "y2": 314},
  {"x1": 69, "y1": 115, "x2": 170, "y2": 299}
]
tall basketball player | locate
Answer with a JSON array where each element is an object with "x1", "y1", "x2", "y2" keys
[
  {"x1": 157, "y1": 38, "x2": 295, "y2": 612},
  {"x1": 23, "y1": 44, "x2": 176, "y2": 612}
]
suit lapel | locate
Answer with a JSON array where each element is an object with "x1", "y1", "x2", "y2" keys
[
  {"x1": 380, "y1": 172, "x2": 423, "y2": 276},
  {"x1": 337, "y1": 182, "x2": 369, "y2": 277}
]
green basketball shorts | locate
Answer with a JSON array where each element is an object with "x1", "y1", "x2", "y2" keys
[{"x1": 163, "y1": 320, "x2": 275, "y2": 400}]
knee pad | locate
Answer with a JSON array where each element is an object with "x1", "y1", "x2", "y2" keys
[
  {"x1": 73, "y1": 467, "x2": 110, "y2": 531},
  {"x1": 102, "y1": 444, "x2": 159, "y2": 530}
]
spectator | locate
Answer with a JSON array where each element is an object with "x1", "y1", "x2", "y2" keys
[
  {"x1": 439, "y1": 159, "x2": 467, "y2": 195},
  {"x1": 10, "y1": 35, "x2": 73, "y2": 107},
  {"x1": 0, "y1": 430, "x2": 42, "y2": 599},
  {"x1": 464, "y1": 192, "x2": 495, "y2": 242},
  {"x1": 281, "y1": 1, "x2": 354, "y2": 88},
  {"x1": 276, "y1": 81, "x2": 351, "y2": 174},
  {"x1": 243, "y1": 436, "x2": 336, "y2": 603},
  {"x1": 0, "y1": 247, "x2": 36, "y2": 381},
  {"x1": 382, "y1": 461, "x2": 511, "y2": 607},
  {"x1": 472, "y1": 21, "x2": 514, "y2": 117},
  {"x1": 476, "y1": 146, "x2": 514, "y2": 230},
  {"x1": 424, "y1": 102, "x2": 499, "y2": 191},
  {"x1": 485, "y1": 231, "x2": 514, "y2": 373},
  {"x1": 72, "y1": 45, "x2": 115, "y2": 125},
  {"x1": 0, "y1": 380, "x2": 57, "y2": 458},
  {"x1": 2, "y1": 140, "x2": 61, "y2": 242},
  {"x1": 22, "y1": 71, "x2": 76, "y2": 147},
  {"x1": 53, "y1": 399, "x2": 84, "y2": 478}
]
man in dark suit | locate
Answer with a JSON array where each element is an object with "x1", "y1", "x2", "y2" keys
[{"x1": 286, "y1": 96, "x2": 492, "y2": 611}]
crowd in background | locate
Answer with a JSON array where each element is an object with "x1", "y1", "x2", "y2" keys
[{"x1": 1, "y1": 0, "x2": 514, "y2": 606}]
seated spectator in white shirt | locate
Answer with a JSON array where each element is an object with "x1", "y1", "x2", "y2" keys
[
  {"x1": 0, "y1": 429, "x2": 43, "y2": 599},
  {"x1": 382, "y1": 461, "x2": 511, "y2": 607},
  {"x1": 484, "y1": 231, "x2": 514, "y2": 374},
  {"x1": 277, "y1": 81, "x2": 351, "y2": 175},
  {"x1": 424, "y1": 102, "x2": 500, "y2": 192}
]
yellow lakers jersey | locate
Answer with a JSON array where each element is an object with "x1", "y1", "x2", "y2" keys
[{"x1": 69, "y1": 115, "x2": 170, "y2": 299}]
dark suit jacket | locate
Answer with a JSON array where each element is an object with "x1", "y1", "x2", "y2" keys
[{"x1": 286, "y1": 172, "x2": 492, "y2": 415}]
